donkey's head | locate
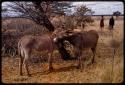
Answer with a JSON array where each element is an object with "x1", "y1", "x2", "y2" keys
[{"x1": 53, "y1": 30, "x2": 74, "y2": 43}]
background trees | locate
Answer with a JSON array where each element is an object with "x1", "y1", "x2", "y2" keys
[
  {"x1": 4, "y1": 1, "x2": 73, "y2": 31},
  {"x1": 3, "y1": 1, "x2": 94, "y2": 30},
  {"x1": 73, "y1": 5, "x2": 94, "y2": 29},
  {"x1": 113, "y1": 11, "x2": 121, "y2": 19}
]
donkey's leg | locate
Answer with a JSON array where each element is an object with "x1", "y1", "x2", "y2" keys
[
  {"x1": 77, "y1": 50, "x2": 82, "y2": 69},
  {"x1": 23, "y1": 49, "x2": 31, "y2": 76},
  {"x1": 91, "y1": 47, "x2": 96, "y2": 63},
  {"x1": 48, "y1": 52, "x2": 54, "y2": 72},
  {"x1": 19, "y1": 48, "x2": 24, "y2": 76},
  {"x1": 19, "y1": 57, "x2": 24, "y2": 76}
]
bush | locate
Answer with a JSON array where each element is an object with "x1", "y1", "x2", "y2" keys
[{"x1": 2, "y1": 18, "x2": 49, "y2": 57}]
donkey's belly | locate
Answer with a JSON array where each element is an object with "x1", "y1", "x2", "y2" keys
[
  {"x1": 35, "y1": 42, "x2": 53, "y2": 52},
  {"x1": 36, "y1": 46, "x2": 53, "y2": 52},
  {"x1": 82, "y1": 40, "x2": 96, "y2": 48}
]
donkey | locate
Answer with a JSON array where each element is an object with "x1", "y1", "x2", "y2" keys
[
  {"x1": 53, "y1": 30, "x2": 99, "y2": 69},
  {"x1": 18, "y1": 33, "x2": 63, "y2": 76}
]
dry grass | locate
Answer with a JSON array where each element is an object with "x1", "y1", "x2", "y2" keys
[{"x1": 2, "y1": 16, "x2": 124, "y2": 83}]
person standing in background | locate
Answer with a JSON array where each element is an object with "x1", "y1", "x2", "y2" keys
[
  {"x1": 100, "y1": 15, "x2": 104, "y2": 32},
  {"x1": 109, "y1": 16, "x2": 115, "y2": 38},
  {"x1": 109, "y1": 16, "x2": 115, "y2": 32}
]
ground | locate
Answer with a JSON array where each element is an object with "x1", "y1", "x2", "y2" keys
[{"x1": 2, "y1": 16, "x2": 124, "y2": 83}]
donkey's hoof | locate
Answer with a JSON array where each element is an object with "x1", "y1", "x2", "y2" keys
[
  {"x1": 80, "y1": 69, "x2": 83, "y2": 72},
  {"x1": 76, "y1": 66, "x2": 80, "y2": 69},
  {"x1": 92, "y1": 61, "x2": 96, "y2": 64},
  {"x1": 49, "y1": 67, "x2": 54, "y2": 72},
  {"x1": 48, "y1": 69, "x2": 53, "y2": 73},
  {"x1": 19, "y1": 73, "x2": 23, "y2": 76},
  {"x1": 27, "y1": 74, "x2": 31, "y2": 77},
  {"x1": 20, "y1": 74, "x2": 23, "y2": 76}
]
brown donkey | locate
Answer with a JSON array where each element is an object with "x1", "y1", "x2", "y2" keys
[
  {"x1": 18, "y1": 34, "x2": 59, "y2": 76},
  {"x1": 53, "y1": 30, "x2": 99, "y2": 69}
]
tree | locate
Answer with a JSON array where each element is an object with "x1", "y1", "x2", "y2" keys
[
  {"x1": 51, "y1": 1, "x2": 74, "y2": 15},
  {"x1": 5, "y1": 1, "x2": 73, "y2": 30},
  {"x1": 2, "y1": 8, "x2": 8, "y2": 12},
  {"x1": 113, "y1": 11, "x2": 121, "y2": 19},
  {"x1": 4, "y1": 1, "x2": 73, "y2": 60},
  {"x1": 32, "y1": 2, "x2": 55, "y2": 31},
  {"x1": 5, "y1": 2, "x2": 54, "y2": 31},
  {"x1": 73, "y1": 5, "x2": 94, "y2": 29},
  {"x1": 2, "y1": 7, "x2": 9, "y2": 17}
]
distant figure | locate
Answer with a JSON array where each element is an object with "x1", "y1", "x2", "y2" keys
[
  {"x1": 100, "y1": 15, "x2": 104, "y2": 31},
  {"x1": 109, "y1": 16, "x2": 115, "y2": 31}
]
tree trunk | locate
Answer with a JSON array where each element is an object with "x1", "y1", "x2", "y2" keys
[
  {"x1": 33, "y1": 2, "x2": 72, "y2": 60},
  {"x1": 33, "y1": 2, "x2": 54, "y2": 31}
]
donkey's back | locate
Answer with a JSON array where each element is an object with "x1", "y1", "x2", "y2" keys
[
  {"x1": 19, "y1": 34, "x2": 55, "y2": 52},
  {"x1": 77, "y1": 30, "x2": 99, "y2": 48}
]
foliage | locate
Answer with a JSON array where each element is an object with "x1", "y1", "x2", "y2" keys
[
  {"x1": 2, "y1": 8, "x2": 8, "y2": 12},
  {"x1": 73, "y1": 5, "x2": 94, "y2": 28},
  {"x1": 2, "y1": 18, "x2": 48, "y2": 56},
  {"x1": 5, "y1": 2, "x2": 73, "y2": 18},
  {"x1": 113, "y1": 11, "x2": 121, "y2": 19},
  {"x1": 4, "y1": 1, "x2": 74, "y2": 31},
  {"x1": 113, "y1": 11, "x2": 121, "y2": 16}
]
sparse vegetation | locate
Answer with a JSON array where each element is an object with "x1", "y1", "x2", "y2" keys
[{"x1": 2, "y1": 16, "x2": 123, "y2": 83}]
